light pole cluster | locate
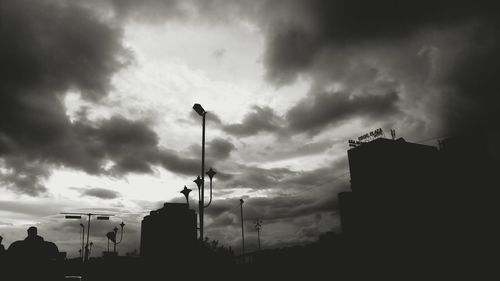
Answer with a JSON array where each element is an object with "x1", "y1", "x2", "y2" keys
[
  {"x1": 62, "y1": 212, "x2": 114, "y2": 262},
  {"x1": 238, "y1": 200, "x2": 264, "y2": 256},
  {"x1": 106, "y1": 222, "x2": 125, "y2": 254}
]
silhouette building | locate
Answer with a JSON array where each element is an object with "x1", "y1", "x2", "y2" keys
[
  {"x1": 340, "y1": 137, "x2": 439, "y2": 235},
  {"x1": 338, "y1": 135, "x2": 498, "y2": 276},
  {"x1": 140, "y1": 203, "x2": 197, "y2": 261},
  {"x1": 339, "y1": 137, "x2": 442, "y2": 274}
]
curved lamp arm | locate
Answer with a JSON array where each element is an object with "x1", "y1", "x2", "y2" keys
[
  {"x1": 204, "y1": 168, "x2": 216, "y2": 208},
  {"x1": 116, "y1": 222, "x2": 125, "y2": 244}
]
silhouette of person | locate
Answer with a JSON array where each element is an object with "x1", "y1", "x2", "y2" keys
[
  {"x1": 0, "y1": 235, "x2": 5, "y2": 256},
  {"x1": 25, "y1": 226, "x2": 44, "y2": 243},
  {"x1": 7, "y1": 226, "x2": 62, "y2": 280}
]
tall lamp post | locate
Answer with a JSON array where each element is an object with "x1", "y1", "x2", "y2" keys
[
  {"x1": 193, "y1": 103, "x2": 206, "y2": 241},
  {"x1": 193, "y1": 103, "x2": 217, "y2": 241}
]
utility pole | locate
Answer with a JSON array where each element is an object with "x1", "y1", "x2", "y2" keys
[{"x1": 240, "y1": 199, "x2": 245, "y2": 257}]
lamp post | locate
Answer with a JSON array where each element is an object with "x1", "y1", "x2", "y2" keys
[
  {"x1": 240, "y1": 199, "x2": 245, "y2": 257},
  {"x1": 89, "y1": 241, "x2": 93, "y2": 257},
  {"x1": 80, "y1": 223, "x2": 85, "y2": 261},
  {"x1": 180, "y1": 186, "x2": 192, "y2": 208},
  {"x1": 192, "y1": 103, "x2": 207, "y2": 241}
]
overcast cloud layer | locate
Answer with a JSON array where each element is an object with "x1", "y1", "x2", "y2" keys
[{"x1": 1, "y1": 0, "x2": 499, "y2": 255}]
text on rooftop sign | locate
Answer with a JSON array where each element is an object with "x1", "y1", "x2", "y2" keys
[
  {"x1": 358, "y1": 128, "x2": 383, "y2": 142},
  {"x1": 348, "y1": 128, "x2": 384, "y2": 148}
]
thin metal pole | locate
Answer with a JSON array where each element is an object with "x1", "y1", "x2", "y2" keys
[
  {"x1": 81, "y1": 225, "x2": 85, "y2": 262},
  {"x1": 240, "y1": 199, "x2": 245, "y2": 256},
  {"x1": 85, "y1": 214, "x2": 91, "y2": 261},
  {"x1": 199, "y1": 113, "x2": 206, "y2": 241},
  {"x1": 257, "y1": 228, "x2": 261, "y2": 251}
]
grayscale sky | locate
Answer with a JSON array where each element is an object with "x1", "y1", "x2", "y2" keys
[{"x1": 1, "y1": 0, "x2": 498, "y2": 257}]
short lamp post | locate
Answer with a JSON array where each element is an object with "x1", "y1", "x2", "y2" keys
[{"x1": 180, "y1": 186, "x2": 192, "y2": 208}]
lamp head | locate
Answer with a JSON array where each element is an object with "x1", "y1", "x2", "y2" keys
[
  {"x1": 206, "y1": 168, "x2": 216, "y2": 180},
  {"x1": 193, "y1": 176, "x2": 203, "y2": 188},
  {"x1": 181, "y1": 185, "x2": 192, "y2": 200},
  {"x1": 193, "y1": 103, "x2": 206, "y2": 116},
  {"x1": 107, "y1": 231, "x2": 116, "y2": 242}
]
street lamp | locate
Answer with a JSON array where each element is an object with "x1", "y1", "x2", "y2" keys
[
  {"x1": 240, "y1": 199, "x2": 245, "y2": 257},
  {"x1": 180, "y1": 186, "x2": 192, "y2": 208},
  {"x1": 193, "y1": 103, "x2": 207, "y2": 241}
]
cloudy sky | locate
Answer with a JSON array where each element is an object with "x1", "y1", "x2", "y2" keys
[{"x1": 1, "y1": 0, "x2": 498, "y2": 257}]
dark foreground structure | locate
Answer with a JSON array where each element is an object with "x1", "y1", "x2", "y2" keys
[
  {"x1": 338, "y1": 136, "x2": 498, "y2": 279},
  {"x1": 2, "y1": 136, "x2": 497, "y2": 281},
  {"x1": 140, "y1": 202, "x2": 197, "y2": 262}
]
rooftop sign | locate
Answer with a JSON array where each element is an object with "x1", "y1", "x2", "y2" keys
[{"x1": 348, "y1": 128, "x2": 384, "y2": 148}]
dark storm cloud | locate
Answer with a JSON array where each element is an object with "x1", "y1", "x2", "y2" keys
[
  {"x1": 286, "y1": 91, "x2": 400, "y2": 135},
  {"x1": 107, "y1": 0, "x2": 189, "y2": 22},
  {"x1": 208, "y1": 138, "x2": 236, "y2": 160},
  {"x1": 81, "y1": 188, "x2": 121, "y2": 200},
  {"x1": 261, "y1": 0, "x2": 498, "y2": 85},
  {"x1": 256, "y1": 0, "x2": 500, "y2": 138},
  {"x1": 189, "y1": 138, "x2": 236, "y2": 161},
  {"x1": 157, "y1": 149, "x2": 200, "y2": 176},
  {"x1": 222, "y1": 106, "x2": 284, "y2": 137},
  {"x1": 188, "y1": 110, "x2": 222, "y2": 125},
  {"x1": 221, "y1": 88, "x2": 398, "y2": 137},
  {"x1": 220, "y1": 159, "x2": 349, "y2": 193},
  {"x1": 0, "y1": 0, "x2": 207, "y2": 195},
  {"x1": 205, "y1": 193, "x2": 337, "y2": 226},
  {"x1": 439, "y1": 22, "x2": 500, "y2": 137},
  {"x1": 0, "y1": 0, "x2": 128, "y2": 194},
  {"x1": 225, "y1": 166, "x2": 297, "y2": 189}
]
